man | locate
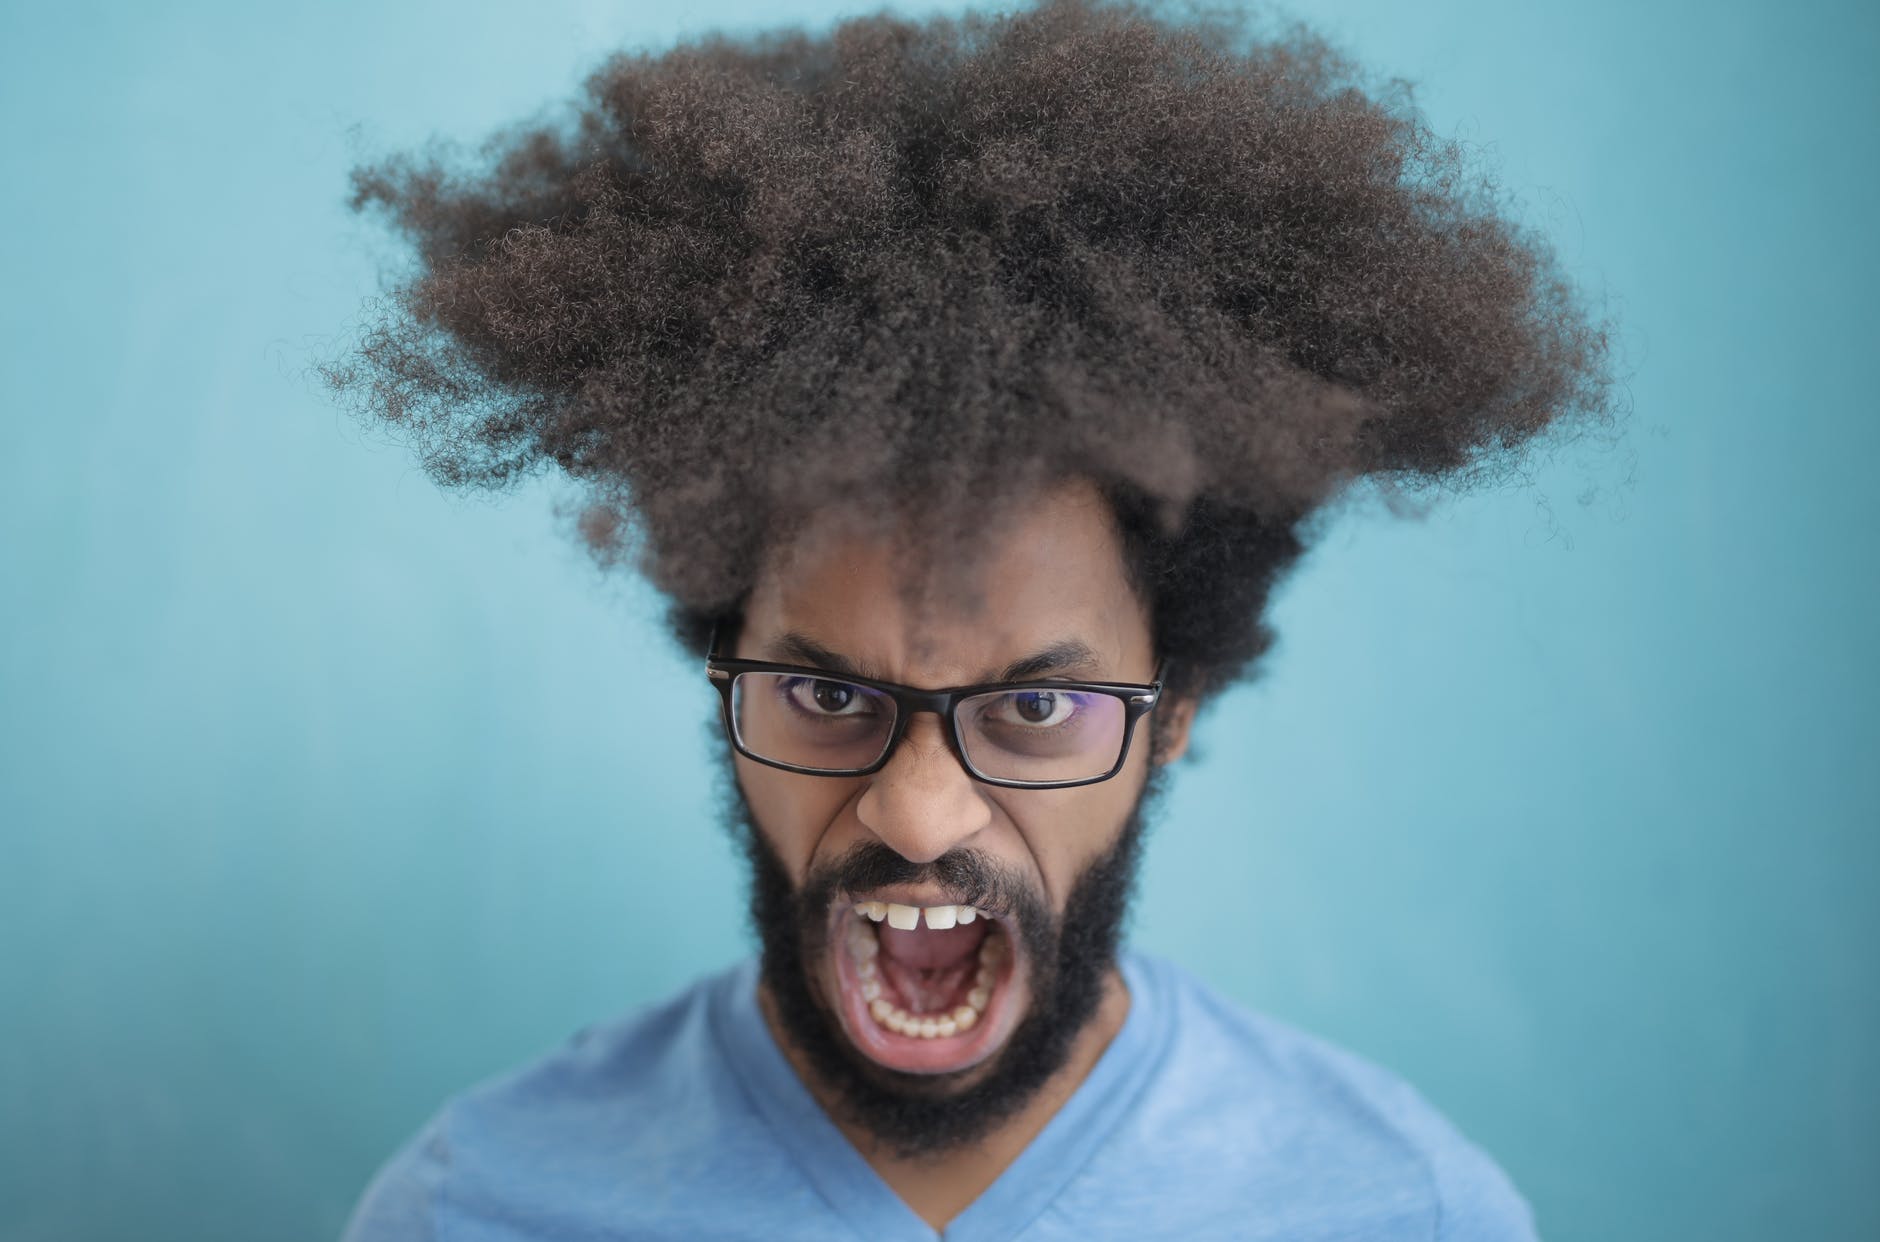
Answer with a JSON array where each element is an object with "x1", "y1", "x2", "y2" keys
[{"x1": 330, "y1": 0, "x2": 1617, "y2": 1236}]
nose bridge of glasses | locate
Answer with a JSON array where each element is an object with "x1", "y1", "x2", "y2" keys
[
  {"x1": 885, "y1": 687, "x2": 968, "y2": 759},
  {"x1": 892, "y1": 684, "x2": 959, "y2": 718}
]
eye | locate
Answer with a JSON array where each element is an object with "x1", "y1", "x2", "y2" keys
[
  {"x1": 1002, "y1": 689, "x2": 1076, "y2": 728},
  {"x1": 785, "y1": 677, "x2": 872, "y2": 716}
]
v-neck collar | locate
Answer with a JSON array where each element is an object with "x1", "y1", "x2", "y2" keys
[{"x1": 709, "y1": 952, "x2": 1172, "y2": 1242}]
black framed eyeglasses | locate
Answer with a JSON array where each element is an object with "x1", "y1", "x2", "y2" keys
[{"x1": 705, "y1": 626, "x2": 1165, "y2": 790}]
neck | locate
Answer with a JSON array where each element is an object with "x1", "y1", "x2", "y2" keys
[{"x1": 757, "y1": 964, "x2": 1132, "y2": 1233}]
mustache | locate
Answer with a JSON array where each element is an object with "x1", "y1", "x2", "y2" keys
[{"x1": 799, "y1": 840, "x2": 1038, "y2": 920}]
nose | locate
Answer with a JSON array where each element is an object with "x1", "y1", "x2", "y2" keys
[{"x1": 854, "y1": 710, "x2": 994, "y2": 865}]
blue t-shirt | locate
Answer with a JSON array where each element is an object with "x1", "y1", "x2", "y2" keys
[{"x1": 341, "y1": 951, "x2": 1537, "y2": 1240}]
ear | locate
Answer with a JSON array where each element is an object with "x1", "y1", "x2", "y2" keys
[{"x1": 1151, "y1": 694, "x2": 1198, "y2": 766}]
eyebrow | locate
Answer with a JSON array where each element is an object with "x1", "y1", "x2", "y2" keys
[{"x1": 762, "y1": 630, "x2": 1106, "y2": 684}]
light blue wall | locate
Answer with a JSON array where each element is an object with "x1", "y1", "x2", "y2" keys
[{"x1": 2, "y1": 1, "x2": 1874, "y2": 1239}]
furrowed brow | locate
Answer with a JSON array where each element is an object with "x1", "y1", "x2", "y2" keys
[
  {"x1": 765, "y1": 632, "x2": 865, "y2": 677},
  {"x1": 763, "y1": 631, "x2": 1104, "y2": 684},
  {"x1": 993, "y1": 640, "x2": 1103, "y2": 683}
]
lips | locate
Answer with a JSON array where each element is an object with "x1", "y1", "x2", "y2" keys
[{"x1": 825, "y1": 895, "x2": 1026, "y2": 1075}]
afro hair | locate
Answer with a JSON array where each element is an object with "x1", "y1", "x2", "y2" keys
[{"x1": 323, "y1": 0, "x2": 1621, "y2": 710}]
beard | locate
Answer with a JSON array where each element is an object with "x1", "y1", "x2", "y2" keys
[{"x1": 718, "y1": 749, "x2": 1171, "y2": 1159}]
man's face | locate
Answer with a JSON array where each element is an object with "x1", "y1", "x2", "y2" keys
[{"x1": 723, "y1": 477, "x2": 1192, "y2": 1154}]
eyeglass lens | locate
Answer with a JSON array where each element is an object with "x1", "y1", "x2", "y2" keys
[{"x1": 728, "y1": 672, "x2": 1129, "y2": 784}]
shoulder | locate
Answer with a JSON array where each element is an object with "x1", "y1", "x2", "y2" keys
[
  {"x1": 1112, "y1": 953, "x2": 1540, "y2": 1241},
  {"x1": 339, "y1": 1116, "x2": 448, "y2": 1242},
  {"x1": 339, "y1": 962, "x2": 763, "y2": 1242}
]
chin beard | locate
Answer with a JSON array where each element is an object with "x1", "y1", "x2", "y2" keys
[{"x1": 721, "y1": 759, "x2": 1169, "y2": 1159}]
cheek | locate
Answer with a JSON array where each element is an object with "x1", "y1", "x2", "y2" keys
[
  {"x1": 736, "y1": 756, "x2": 859, "y2": 874},
  {"x1": 1005, "y1": 775, "x2": 1143, "y2": 908}
]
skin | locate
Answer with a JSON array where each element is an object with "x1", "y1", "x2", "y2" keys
[{"x1": 731, "y1": 475, "x2": 1197, "y2": 1229}]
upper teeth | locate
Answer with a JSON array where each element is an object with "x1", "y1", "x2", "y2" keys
[{"x1": 857, "y1": 901, "x2": 986, "y2": 930}]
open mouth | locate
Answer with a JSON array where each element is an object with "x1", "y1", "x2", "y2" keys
[{"x1": 826, "y1": 897, "x2": 1025, "y2": 1075}]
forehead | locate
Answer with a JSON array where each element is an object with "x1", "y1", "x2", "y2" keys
[{"x1": 742, "y1": 478, "x2": 1150, "y2": 682}]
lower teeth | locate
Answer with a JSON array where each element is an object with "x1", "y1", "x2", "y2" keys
[{"x1": 848, "y1": 917, "x2": 1004, "y2": 1040}]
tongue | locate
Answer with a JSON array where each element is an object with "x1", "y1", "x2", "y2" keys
[{"x1": 876, "y1": 919, "x2": 988, "y2": 970}]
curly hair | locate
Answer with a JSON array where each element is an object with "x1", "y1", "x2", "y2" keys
[{"x1": 322, "y1": 0, "x2": 1620, "y2": 712}]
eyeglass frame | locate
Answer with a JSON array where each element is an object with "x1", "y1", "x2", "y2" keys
[{"x1": 704, "y1": 624, "x2": 1167, "y2": 790}]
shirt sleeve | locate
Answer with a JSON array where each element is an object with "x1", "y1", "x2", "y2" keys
[
  {"x1": 1427, "y1": 1121, "x2": 1542, "y2": 1242},
  {"x1": 1339, "y1": 1054, "x2": 1541, "y2": 1242},
  {"x1": 338, "y1": 1115, "x2": 450, "y2": 1242}
]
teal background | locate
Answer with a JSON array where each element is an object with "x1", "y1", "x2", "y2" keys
[{"x1": 2, "y1": 0, "x2": 1875, "y2": 1238}]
